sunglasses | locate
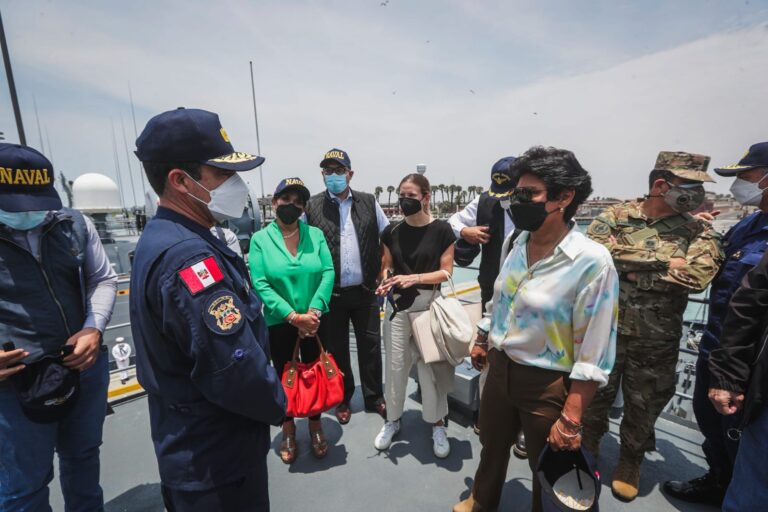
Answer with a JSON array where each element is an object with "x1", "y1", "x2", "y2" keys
[
  {"x1": 510, "y1": 187, "x2": 546, "y2": 202},
  {"x1": 386, "y1": 289, "x2": 400, "y2": 321},
  {"x1": 321, "y1": 167, "x2": 348, "y2": 176}
]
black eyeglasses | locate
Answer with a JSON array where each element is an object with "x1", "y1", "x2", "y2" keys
[{"x1": 321, "y1": 167, "x2": 348, "y2": 176}]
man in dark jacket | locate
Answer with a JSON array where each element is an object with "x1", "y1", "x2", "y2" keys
[
  {"x1": 708, "y1": 248, "x2": 768, "y2": 511},
  {"x1": 305, "y1": 148, "x2": 389, "y2": 424},
  {"x1": 131, "y1": 108, "x2": 285, "y2": 511}
]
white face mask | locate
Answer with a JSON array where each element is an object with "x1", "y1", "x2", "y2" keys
[
  {"x1": 730, "y1": 176, "x2": 768, "y2": 206},
  {"x1": 0, "y1": 208, "x2": 48, "y2": 230},
  {"x1": 186, "y1": 172, "x2": 250, "y2": 221}
]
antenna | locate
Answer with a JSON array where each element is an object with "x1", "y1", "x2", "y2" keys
[
  {"x1": 128, "y1": 82, "x2": 148, "y2": 198},
  {"x1": 32, "y1": 95, "x2": 44, "y2": 153},
  {"x1": 249, "y1": 61, "x2": 265, "y2": 198},
  {"x1": 110, "y1": 118, "x2": 127, "y2": 210},
  {"x1": 120, "y1": 113, "x2": 138, "y2": 208}
]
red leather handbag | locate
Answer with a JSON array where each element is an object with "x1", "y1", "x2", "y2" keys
[{"x1": 281, "y1": 335, "x2": 344, "y2": 418}]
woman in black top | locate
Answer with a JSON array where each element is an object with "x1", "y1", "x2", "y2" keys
[{"x1": 373, "y1": 173, "x2": 456, "y2": 458}]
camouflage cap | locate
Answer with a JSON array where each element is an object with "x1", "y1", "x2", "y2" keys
[{"x1": 654, "y1": 151, "x2": 714, "y2": 183}]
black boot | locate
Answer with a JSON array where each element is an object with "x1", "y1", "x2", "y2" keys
[{"x1": 662, "y1": 471, "x2": 727, "y2": 506}]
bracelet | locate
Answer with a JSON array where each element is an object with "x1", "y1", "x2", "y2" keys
[
  {"x1": 555, "y1": 419, "x2": 582, "y2": 439},
  {"x1": 560, "y1": 411, "x2": 582, "y2": 429},
  {"x1": 417, "y1": 274, "x2": 422, "y2": 284},
  {"x1": 287, "y1": 312, "x2": 298, "y2": 325}
]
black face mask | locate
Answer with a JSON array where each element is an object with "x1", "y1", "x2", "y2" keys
[
  {"x1": 399, "y1": 197, "x2": 423, "y2": 217},
  {"x1": 508, "y1": 200, "x2": 550, "y2": 232},
  {"x1": 276, "y1": 204, "x2": 302, "y2": 225}
]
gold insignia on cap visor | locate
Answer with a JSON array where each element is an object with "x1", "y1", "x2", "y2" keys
[
  {"x1": 0, "y1": 167, "x2": 52, "y2": 186},
  {"x1": 208, "y1": 152, "x2": 260, "y2": 164},
  {"x1": 219, "y1": 128, "x2": 230, "y2": 142}
]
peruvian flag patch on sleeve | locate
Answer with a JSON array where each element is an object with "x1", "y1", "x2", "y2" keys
[{"x1": 178, "y1": 256, "x2": 225, "y2": 294}]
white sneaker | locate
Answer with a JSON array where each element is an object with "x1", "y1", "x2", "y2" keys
[
  {"x1": 433, "y1": 425, "x2": 450, "y2": 458},
  {"x1": 374, "y1": 420, "x2": 400, "y2": 450}
]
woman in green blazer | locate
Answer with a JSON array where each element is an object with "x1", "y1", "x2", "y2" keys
[{"x1": 249, "y1": 178, "x2": 335, "y2": 464}]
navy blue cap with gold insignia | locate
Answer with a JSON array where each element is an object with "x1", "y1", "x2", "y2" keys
[
  {"x1": 274, "y1": 177, "x2": 310, "y2": 204},
  {"x1": 489, "y1": 156, "x2": 517, "y2": 198},
  {"x1": 319, "y1": 148, "x2": 351, "y2": 169},
  {"x1": 0, "y1": 143, "x2": 62, "y2": 212},
  {"x1": 715, "y1": 142, "x2": 768, "y2": 177},
  {"x1": 135, "y1": 107, "x2": 265, "y2": 171}
]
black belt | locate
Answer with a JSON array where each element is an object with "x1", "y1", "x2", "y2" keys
[{"x1": 332, "y1": 284, "x2": 372, "y2": 295}]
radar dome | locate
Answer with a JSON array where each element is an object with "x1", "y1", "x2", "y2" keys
[{"x1": 72, "y1": 173, "x2": 123, "y2": 213}]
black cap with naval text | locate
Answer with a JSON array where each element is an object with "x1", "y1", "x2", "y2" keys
[{"x1": 0, "y1": 143, "x2": 62, "y2": 212}]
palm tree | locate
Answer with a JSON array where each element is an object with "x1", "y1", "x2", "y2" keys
[
  {"x1": 448, "y1": 185, "x2": 456, "y2": 205},
  {"x1": 438, "y1": 184, "x2": 446, "y2": 203},
  {"x1": 386, "y1": 185, "x2": 395, "y2": 206},
  {"x1": 374, "y1": 186, "x2": 383, "y2": 203},
  {"x1": 468, "y1": 185, "x2": 476, "y2": 200},
  {"x1": 476, "y1": 186, "x2": 484, "y2": 196},
  {"x1": 431, "y1": 185, "x2": 438, "y2": 201},
  {"x1": 455, "y1": 186, "x2": 463, "y2": 208},
  {"x1": 458, "y1": 190, "x2": 467, "y2": 208}
]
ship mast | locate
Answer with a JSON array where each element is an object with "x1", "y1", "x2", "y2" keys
[{"x1": 0, "y1": 9, "x2": 26, "y2": 144}]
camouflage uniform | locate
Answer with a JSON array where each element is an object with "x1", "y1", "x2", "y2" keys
[{"x1": 582, "y1": 152, "x2": 724, "y2": 465}]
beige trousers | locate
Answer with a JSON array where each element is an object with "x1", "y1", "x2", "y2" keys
[{"x1": 383, "y1": 289, "x2": 455, "y2": 424}]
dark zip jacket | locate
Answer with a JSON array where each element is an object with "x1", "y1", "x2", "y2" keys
[{"x1": 709, "y1": 248, "x2": 768, "y2": 428}]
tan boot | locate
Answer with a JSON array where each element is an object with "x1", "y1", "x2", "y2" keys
[
  {"x1": 611, "y1": 455, "x2": 641, "y2": 502},
  {"x1": 452, "y1": 495, "x2": 483, "y2": 512}
]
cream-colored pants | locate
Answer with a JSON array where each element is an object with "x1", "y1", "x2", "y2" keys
[{"x1": 384, "y1": 289, "x2": 455, "y2": 424}]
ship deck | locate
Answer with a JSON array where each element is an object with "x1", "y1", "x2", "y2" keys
[{"x1": 50, "y1": 360, "x2": 714, "y2": 512}]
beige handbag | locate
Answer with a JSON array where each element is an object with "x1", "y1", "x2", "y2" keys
[{"x1": 409, "y1": 271, "x2": 482, "y2": 365}]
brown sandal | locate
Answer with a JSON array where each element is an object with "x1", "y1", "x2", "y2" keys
[
  {"x1": 309, "y1": 420, "x2": 328, "y2": 459},
  {"x1": 280, "y1": 423, "x2": 297, "y2": 464}
]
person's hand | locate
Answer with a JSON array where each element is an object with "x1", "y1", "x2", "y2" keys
[
  {"x1": 470, "y1": 335, "x2": 489, "y2": 371},
  {"x1": 293, "y1": 314, "x2": 320, "y2": 338},
  {"x1": 547, "y1": 418, "x2": 582, "y2": 451},
  {"x1": 460, "y1": 226, "x2": 490, "y2": 245},
  {"x1": 0, "y1": 347, "x2": 28, "y2": 381},
  {"x1": 708, "y1": 388, "x2": 745, "y2": 415},
  {"x1": 669, "y1": 257, "x2": 687, "y2": 270},
  {"x1": 695, "y1": 210, "x2": 721, "y2": 223},
  {"x1": 375, "y1": 282, "x2": 392, "y2": 296},
  {"x1": 383, "y1": 274, "x2": 420, "y2": 290},
  {"x1": 63, "y1": 328, "x2": 101, "y2": 371}
]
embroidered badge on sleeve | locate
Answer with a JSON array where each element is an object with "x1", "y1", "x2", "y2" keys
[
  {"x1": 203, "y1": 291, "x2": 245, "y2": 335},
  {"x1": 178, "y1": 256, "x2": 224, "y2": 294}
]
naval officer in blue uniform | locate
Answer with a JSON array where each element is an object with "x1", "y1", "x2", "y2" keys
[{"x1": 130, "y1": 108, "x2": 286, "y2": 512}]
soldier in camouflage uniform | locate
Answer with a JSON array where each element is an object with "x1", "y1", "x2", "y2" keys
[{"x1": 581, "y1": 151, "x2": 724, "y2": 502}]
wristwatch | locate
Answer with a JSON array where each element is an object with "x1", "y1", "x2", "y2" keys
[{"x1": 309, "y1": 308, "x2": 322, "y2": 318}]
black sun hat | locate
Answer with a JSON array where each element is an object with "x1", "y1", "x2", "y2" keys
[{"x1": 537, "y1": 445, "x2": 601, "y2": 511}]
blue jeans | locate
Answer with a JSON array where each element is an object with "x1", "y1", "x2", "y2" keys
[
  {"x1": 692, "y1": 353, "x2": 741, "y2": 482},
  {"x1": 0, "y1": 345, "x2": 109, "y2": 512},
  {"x1": 723, "y1": 406, "x2": 768, "y2": 511}
]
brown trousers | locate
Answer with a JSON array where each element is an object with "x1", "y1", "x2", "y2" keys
[{"x1": 472, "y1": 349, "x2": 569, "y2": 512}]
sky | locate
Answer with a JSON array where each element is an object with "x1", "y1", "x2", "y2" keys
[{"x1": 1, "y1": 0, "x2": 767, "y2": 207}]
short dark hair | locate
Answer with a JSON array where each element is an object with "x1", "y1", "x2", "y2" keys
[
  {"x1": 143, "y1": 162, "x2": 202, "y2": 196},
  {"x1": 511, "y1": 146, "x2": 592, "y2": 222},
  {"x1": 648, "y1": 169, "x2": 675, "y2": 189}
]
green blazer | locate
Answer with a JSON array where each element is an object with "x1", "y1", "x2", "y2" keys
[{"x1": 249, "y1": 220, "x2": 335, "y2": 327}]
